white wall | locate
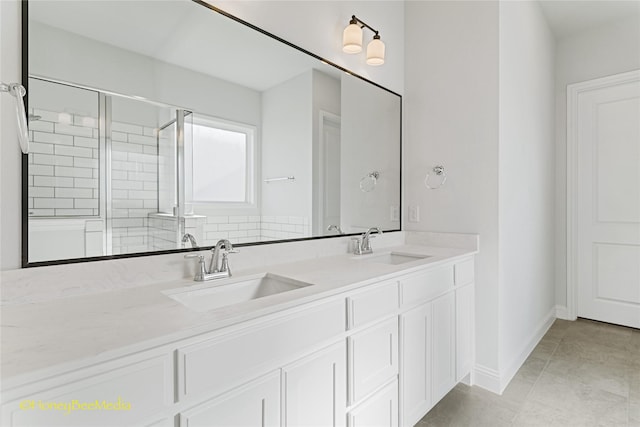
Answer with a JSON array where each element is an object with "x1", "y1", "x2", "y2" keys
[
  {"x1": 404, "y1": 0, "x2": 501, "y2": 373},
  {"x1": 405, "y1": 1, "x2": 556, "y2": 392},
  {"x1": 0, "y1": 0, "x2": 23, "y2": 270},
  {"x1": 340, "y1": 73, "x2": 401, "y2": 232},
  {"x1": 554, "y1": 16, "x2": 640, "y2": 308},
  {"x1": 261, "y1": 71, "x2": 313, "y2": 219},
  {"x1": 498, "y1": 1, "x2": 556, "y2": 387},
  {"x1": 208, "y1": 1, "x2": 405, "y2": 95},
  {"x1": 29, "y1": 22, "x2": 262, "y2": 127}
]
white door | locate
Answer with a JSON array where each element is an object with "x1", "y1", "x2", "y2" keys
[{"x1": 571, "y1": 70, "x2": 640, "y2": 328}]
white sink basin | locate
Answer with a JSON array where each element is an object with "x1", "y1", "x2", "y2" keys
[
  {"x1": 163, "y1": 273, "x2": 311, "y2": 312},
  {"x1": 362, "y1": 252, "x2": 431, "y2": 265}
]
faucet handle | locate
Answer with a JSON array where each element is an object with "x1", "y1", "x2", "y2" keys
[
  {"x1": 220, "y1": 252, "x2": 232, "y2": 275},
  {"x1": 184, "y1": 254, "x2": 207, "y2": 281},
  {"x1": 351, "y1": 237, "x2": 363, "y2": 254}
]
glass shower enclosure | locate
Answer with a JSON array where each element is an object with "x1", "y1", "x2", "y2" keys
[{"x1": 27, "y1": 77, "x2": 193, "y2": 262}]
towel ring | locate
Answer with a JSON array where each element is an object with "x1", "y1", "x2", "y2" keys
[
  {"x1": 359, "y1": 171, "x2": 379, "y2": 192},
  {"x1": 424, "y1": 165, "x2": 446, "y2": 190}
]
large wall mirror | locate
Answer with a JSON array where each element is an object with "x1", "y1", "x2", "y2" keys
[{"x1": 22, "y1": 0, "x2": 402, "y2": 266}]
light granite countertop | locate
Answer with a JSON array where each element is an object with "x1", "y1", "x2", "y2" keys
[{"x1": 1, "y1": 242, "x2": 476, "y2": 387}]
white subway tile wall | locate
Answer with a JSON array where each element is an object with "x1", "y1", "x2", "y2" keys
[
  {"x1": 27, "y1": 107, "x2": 161, "y2": 255},
  {"x1": 148, "y1": 214, "x2": 312, "y2": 248},
  {"x1": 110, "y1": 121, "x2": 159, "y2": 255},
  {"x1": 28, "y1": 108, "x2": 99, "y2": 217},
  {"x1": 27, "y1": 107, "x2": 313, "y2": 255},
  {"x1": 260, "y1": 216, "x2": 311, "y2": 242}
]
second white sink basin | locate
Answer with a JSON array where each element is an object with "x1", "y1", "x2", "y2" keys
[
  {"x1": 362, "y1": 252, "x2": 431, "y2": 265},
  {"x1": 163, "y1": 273, "x2": 312, "y2": 312}
]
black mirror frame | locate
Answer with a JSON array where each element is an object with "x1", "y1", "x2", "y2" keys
[{"x1": 20, "y1": 0, "x2": 402, "y2": 268}]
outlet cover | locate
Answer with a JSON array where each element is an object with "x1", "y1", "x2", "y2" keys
[{"x1": 409, "y1": 205, "x2": 420, "y2": 222}]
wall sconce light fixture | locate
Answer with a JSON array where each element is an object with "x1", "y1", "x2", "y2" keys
[{"x1": 342, "y1": 15, "x2": 385, "y2": 66}]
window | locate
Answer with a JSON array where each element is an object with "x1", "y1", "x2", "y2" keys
[{"x1": 187, "y1": 117, "x2": 256, "y2": 206}]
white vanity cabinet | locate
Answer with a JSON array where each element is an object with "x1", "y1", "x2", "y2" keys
[
  {"x1": 1, "y1": 353, "x2": 174, "y2": 427},
  {"x1": 2, "y1": 254, "x2": 475, "y2": 427},
  {"x1": 282, "y1": 341, "x2": 347, "y2": 427},
  {"x1": 179, "y1": 371, "x2": 281, "y2": 427},
  {"x1": 455, "y1": 259, "x2": 475, "y2": 382},
  {"x1": 347, "y1": 379, "x2": 399, "y2": 427},
  {"x1": 345, "y1": 280, "x2": 400, "y2": 425},
  {"x1": 348, "y1": 317, "x2": 399, "y2": 405},
  {"x1": 400, "y1": 293, "x2": 456, "y2": 425},
  {"x1": 400, "y1": 258, "x2": 475, "y2": 426}
]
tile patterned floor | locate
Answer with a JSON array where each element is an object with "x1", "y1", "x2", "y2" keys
[{"x1": 416, "y1": 318, "x2": 640, "y2": 426}]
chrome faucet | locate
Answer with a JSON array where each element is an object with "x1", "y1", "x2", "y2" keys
[
  {"x1": 327, "y1": 224, "x2": 344, "y2": 235},
  {"x1": 181, "y1": 233, "x2": 198, "y2": 248},
  {"x1": 209, "y1": 239, "x2": 235, "y2": 274},
  {"x1": 184, "y1": 239, "x2": 238, "y2": 281},
  {"x1": 352, "y1": 227, "x2": 383, "y2": 255}
]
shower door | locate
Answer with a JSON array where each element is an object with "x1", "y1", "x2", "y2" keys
[{"x1": 26, "y1": 76, "x2": 188, "y2": 261}]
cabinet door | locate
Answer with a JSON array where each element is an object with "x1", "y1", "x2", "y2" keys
[
  {"x1": 347, "y1": 380, "x2": 398, "y2": 427},
  {"x1": 349, "y1": 317, "x2": 399, "y2": 404},
  {"x1": 4, "y1": 354, "x2": 173, "y2": 427},
  {"x1": 431, "y1": 292, "x2": 456, "y2": 403},
  {"x1": 456, "y1": 284, "x2": 474, "y2": 382},
  {"x1": 400, "y1": 303, "x2": 431, "y2": 426},
  {"x1": 283, "y1": 341, "x2": 346, "y2": 427},
  {"x1": 180, "y1": 371, "x2": 280, "y2": 427}
]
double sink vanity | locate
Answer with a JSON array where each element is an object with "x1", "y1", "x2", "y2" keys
[
  {"x1": 0, "y1": 233, "x2": 476, "y2": 427},
  {"x1": 6, "y1": 0, "x2": 478, "y2": 425}
]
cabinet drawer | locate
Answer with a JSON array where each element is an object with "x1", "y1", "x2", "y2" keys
[
  {"x1": 454, "y1": 258, "x2": 474, "y2": 286},
  {"x1": 177, "y1": 299, "x2": 345, "y2": 400},
  {"x1": 400, "y1": 266, "x2": 454, "y2": 306},
  {"x1": 179, "y1": 370, "x2": 280, "y2": 427},
  {"x1": 347, "y1": 379, "x2": 398, "y2": 427},
  {"x1": 347, "y1": 281, "x2": 399, "y2": 329},
  {"x1": 6, "y1": 355, "x2": 173, "y2": 427},
  {"x1": 348, "y1": 317, "x2": 398, "y2": 404}
]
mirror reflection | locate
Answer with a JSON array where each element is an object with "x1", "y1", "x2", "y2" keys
[{"x1": 25, "y1": 0, "x2": 401, "y2": 263}]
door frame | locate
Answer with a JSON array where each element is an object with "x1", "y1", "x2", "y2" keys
[
  {"x1": 316, "y1": 110, "x2": 341, "y2": 235},
  {"x1": 566, "y1": 69, "x2": 640, "y2": 320}
]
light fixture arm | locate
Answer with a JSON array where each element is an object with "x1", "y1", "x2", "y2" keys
[{"x1": 350, "y1": 15, "x2": 380, "y2": 38}]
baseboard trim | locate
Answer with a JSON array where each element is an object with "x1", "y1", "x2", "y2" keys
[
  {"x1": 555, "y1": 305, "x2": 570, "y2": 320},
  {"x1": 474, "y1": 307, "x2": 556, "y2": 395},
  {"x1": 473, "y1": 364, "x2": 501, "y2": 394},
  {"x1": 499, "y1": 307, "x2": 556, "y2": 393}
]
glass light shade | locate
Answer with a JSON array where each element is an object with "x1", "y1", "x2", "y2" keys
[
  {"x1": 342, "y1": 23, "x2": 363, "y2": 53},
  {"x1": 366, "y1": 37, "x2": 385, "y2": 66}
]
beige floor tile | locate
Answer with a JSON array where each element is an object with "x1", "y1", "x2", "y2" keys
[
  {"x1": 512, "y1": 400, "x2": 598, "y2": 426},
  {"x1": 513, "y1": 356, "x2": 547, "y2": 383},
  {"x1": 415, "y1": 319, "x2": 638, "y2": 427},
  {"x1": 529, "y1": 337, "x2": 559, "y2": 361},
  {"x1": 543, "y1": 357, "x2": 630, "y2": 397}
]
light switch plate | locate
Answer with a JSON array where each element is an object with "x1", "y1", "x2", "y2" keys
[{"x1": 390, "y1": 205, "x2": 399, "y2": 221}]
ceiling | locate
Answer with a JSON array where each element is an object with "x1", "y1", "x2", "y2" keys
[
  {"x1": 29, "y1": 0, "x2": 337, "y2": 92},
  {"x1": 538, "y1": 0, "x2": 640, "y2": 39}
]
